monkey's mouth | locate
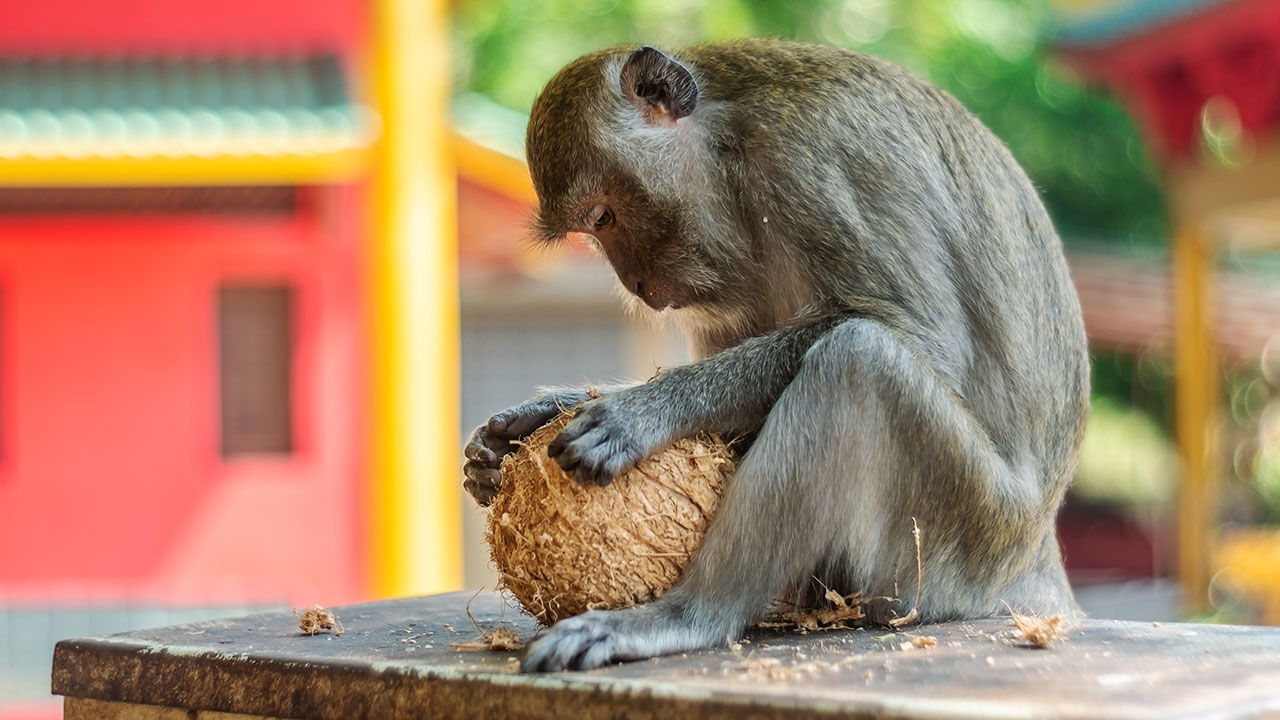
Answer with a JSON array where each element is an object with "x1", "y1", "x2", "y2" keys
[{"x1": 630, "y1": 280, "x2": 678, "y2": 311}]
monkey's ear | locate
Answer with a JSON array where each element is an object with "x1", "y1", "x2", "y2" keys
[{"x1": 620, "y1": 46, "x2": 698, "y2": 126}]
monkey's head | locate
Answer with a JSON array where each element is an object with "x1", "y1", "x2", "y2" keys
[{"x1": 526, "y1": 46, "x2": 737, "y2": 314}]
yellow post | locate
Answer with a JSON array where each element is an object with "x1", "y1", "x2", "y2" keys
[
  {"x1": 451, "y1": 133, "x2": 537, "y2": 206},
  {"x1": 1172, "y1": 220, "x2": 1218, "y2": 612},
  {"x1": 367, "y1": 0, "x2": 463, "y2": 597}
]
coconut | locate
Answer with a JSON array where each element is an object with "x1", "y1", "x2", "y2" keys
[{"x1": 486, "y1": 409, "x2": 735, "y2": 625}]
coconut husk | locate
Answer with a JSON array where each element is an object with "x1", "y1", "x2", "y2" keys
[{"x1": 486, "y1": 410, "x2": 734, "y2": 625}]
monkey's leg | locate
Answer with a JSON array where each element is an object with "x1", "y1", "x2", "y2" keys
[{"x1": 522, "y1": 318, "x2": 1056, "y2": 672}]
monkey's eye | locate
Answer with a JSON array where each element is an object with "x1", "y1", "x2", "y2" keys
[{"x1": 588, "y1": 206, "x2": 615, "y2": 231}]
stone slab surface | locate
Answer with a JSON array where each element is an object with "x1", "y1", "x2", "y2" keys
[{"x1": 52, "y1": 591, "x2": 1280, "y2": 719}]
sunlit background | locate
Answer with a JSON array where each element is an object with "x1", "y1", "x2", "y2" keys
[{"x1": 4, "y1": 0, "x2": 1280, "y2": 716}]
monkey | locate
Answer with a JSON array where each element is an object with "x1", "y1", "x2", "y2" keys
[{"x1": 462, "y1": 38, "x2": 1090, "y2": 673}]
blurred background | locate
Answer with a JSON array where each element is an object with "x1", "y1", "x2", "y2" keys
[{"x1": 2, "y1": 0, "x2": 1280, "y2": 716}]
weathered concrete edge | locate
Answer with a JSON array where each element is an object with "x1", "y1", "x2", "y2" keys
[{"x1": 51, "y1": 637, "x2": 940, "y2": 720}]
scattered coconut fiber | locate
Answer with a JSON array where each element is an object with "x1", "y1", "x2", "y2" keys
[
  {"x1": 1011, "y1": 612, "x2": 1067, "y2": 648},
  {"x1": 296, "y1": 605, "x2": 343, "y2": 636},
  {"x1": 452, "y1": 626, "x2": 524, "y2": 652},
  {"x1": 486, "y1": 409, "x2": 735, "y2": 625},
  {"x1": 761, "y1": 589, "x2": 869, "y2": 632},
  {"x1": 899, "y1": 635, "x2": 937, "y2": 651}
]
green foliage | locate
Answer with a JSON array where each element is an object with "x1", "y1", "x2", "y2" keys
[
  {"x1": 452, "y1": 0, "x2": 1166, "y2": 241},
  {"x1": 1090, "y1": 350, "x2": 1174, "y2": 433},
  {"x1": 1222, "y1": 366, "x2": 1280, "y2": 524},
  {"x1": 1073, "y1": 395, "x2": 1176, "y2": 507}
]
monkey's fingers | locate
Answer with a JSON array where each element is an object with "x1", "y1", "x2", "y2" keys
[
  {"x1": 548, "y1": 425, "x2": 620, "y2": 486},
  {"x1": 463, "y1": 437, "x2": 498, "y2": 465},
  {"x1": 545, "y1": 415, "x2": 598, "y2": 459},
  {"x1": 489, "y1": 398, "x2": 565, "y2": 441},
  {"x1": 464, "y1": 422, "x2": 515, "y2": 467},
  {"x1": 463, "y1": 463, "x2": 502, "y2": 507}
]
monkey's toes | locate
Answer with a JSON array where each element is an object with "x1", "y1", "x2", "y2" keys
[{"x1": 522, "y1": 615, "x2": 619, "y2": 672}]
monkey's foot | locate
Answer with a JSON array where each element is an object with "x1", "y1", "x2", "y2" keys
[{"x1": 521, "y1": 603, "x2": 725, "y2": 672}]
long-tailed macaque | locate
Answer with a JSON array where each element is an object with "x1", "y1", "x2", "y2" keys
[{"x1": 463, "y1": 39, "x2": 1090, "y2": 672}]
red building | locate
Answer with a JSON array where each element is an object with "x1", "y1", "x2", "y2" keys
[
  {"x1": 0, "y1": 0, "x2": 374, "y2": 608},
  {"x1": 0, "y1": 1, "x2": 469, "y2": 714}
]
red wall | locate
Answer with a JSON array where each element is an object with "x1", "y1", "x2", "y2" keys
[
  {"x1": 0, "y1": 0, "x2": 366, "y2": 56},
  {"x1": 0, "y1": 0, "x2": 372, "y2": 608},
  {"x1": 0, "y1": 194, "x2": 367, "y2": 606}
]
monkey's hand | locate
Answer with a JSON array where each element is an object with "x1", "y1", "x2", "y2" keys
[
  {"x1": 522, "y1": 595, "x2": 727, "y2": 672},
  {"x1": 546, "y1": 386, "x2": 673, "y2": 486},
  {"x1": 463, "y1": 389, "x2": 594, "y2": 506}
]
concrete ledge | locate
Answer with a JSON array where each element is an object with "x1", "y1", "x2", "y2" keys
[{"x1": 52, "y1": 591, "x2": 1280, "y2": 720}]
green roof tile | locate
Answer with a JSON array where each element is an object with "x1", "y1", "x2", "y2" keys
[
  {"x1": 1054, "y1": 0, "x2": 1233, "y2": 47},
  {"x1": 0, "y1": 54, "x2": 376, "y2": 161}
]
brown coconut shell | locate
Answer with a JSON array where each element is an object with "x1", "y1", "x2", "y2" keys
[{"x1": 486, "y1": 410, "x2": 734, "y2": 625}]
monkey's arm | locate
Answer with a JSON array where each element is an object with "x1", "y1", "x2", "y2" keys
[
  {"x1": 549, "y1": 312, "x2": 849, "y2": 485},
  {"x1": 464, "y1": 307, "x2": 834, "y2": 502}
]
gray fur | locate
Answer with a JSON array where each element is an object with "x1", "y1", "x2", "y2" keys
[{"x1": 462, "y1": 38, "x2": 1089, "y2": 672}]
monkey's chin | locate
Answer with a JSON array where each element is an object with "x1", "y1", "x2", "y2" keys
[
  {"x1": 634, "y1": 292, "x2": 678, "y2": 312},
  {"x1": 619, "y1": 292, "x2": 673, "y2": 319},
  {"x1": 616, "y1": 283, "x2": 696, "y2": 316}
]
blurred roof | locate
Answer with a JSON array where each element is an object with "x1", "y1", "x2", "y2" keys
[
  {"x1": 1067, "y1": 243, "x2": 1280, "y2": 363},
  {"x1": 1054, "y1": 0, "x2": 1233, "y2": 46},
  {"x1": 451, "y1": 93, "x2": 534, "y2": 206},
  {"x1": 0, "y1": 54, "x2": 375, "y2": 185},
  {"x1": 1051, "y1": 0, "x2": 1280, "y2": 163}
]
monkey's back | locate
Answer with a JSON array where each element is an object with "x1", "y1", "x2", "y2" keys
[{"x1": 683, "y1": 39, "x2": 1090, "y2": 496}]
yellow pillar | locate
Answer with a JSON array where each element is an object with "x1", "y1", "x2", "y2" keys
[
  {"x1": 1172, "y1": 220, "x2": 1218, "y2": 611},
  {"x1": 368, "y1": 0, "x2": 463, "y2": 597}
]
